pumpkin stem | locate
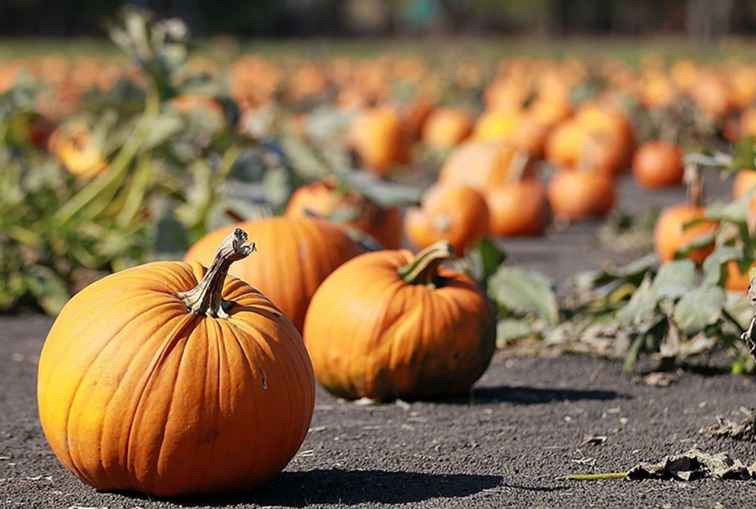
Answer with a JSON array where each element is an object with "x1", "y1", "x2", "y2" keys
[
  {"x1": 398, "y1": 241, "x2": 454, "y2": 286},
  {"x1": 178, "y1": 228, "x2": 255, "y2": 318},
  {"x1": 684, "y1": 164, "x2": 704, "y2": 207}
]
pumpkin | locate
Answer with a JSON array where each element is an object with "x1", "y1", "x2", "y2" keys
[
  {"x1": 405, "y1": 183, "x2": 489, "y2": 254},
  {"x1": 654, "y1": 204, "x2": 717, "y2": 263},
  {"x1": 440, "y1": 141, "x2": 532, "y2": 190},
  {"x1": 547, "y1": 169, "x2": 615, "y2": 221},
  {"x1": 349, "y1": 106, "x2": 409, "y2": 177},
  {"x1": 285, "y1": 179, "x2": 402, "y2": 249},
  {"x1": 37, "y1": 229, "x2": 315, "y2": 497},
  {"x1": 724, "y1": 260, "x2": 755, "y2": 293},
  {"x1": 733, "y1": 170, "x2": 756, "y2": 212},
  {"x1": 632, "y1": 141, "x2": 684, "y2": 189},
  {"x1": 421, "y1": 108, "x2": 473, "y2": 149},
  {"x1": 303, "y1": 241, "x2": 495, "y2": 401},
  {"x1": 486, "y1": 177, "x2": 548, "y2": 237},
  {"x1": 185, "y1": 217, "x2": 363, "y2": 331},
  {"x1": 49, "y1": 121, "x2": 107, "y2": 179}
]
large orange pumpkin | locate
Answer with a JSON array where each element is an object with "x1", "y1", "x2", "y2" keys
[
  {"x1": 285, "y1": 179, "x2": 402, "y2": 249},
  {"x1": 38, "y1": 229, "x2": 315, "y2": 497},
  {"x1": 405, "y1": 183, "x2": 489, "y2": 254},
  {"x1": 185, "y1": 217, "x2": 363, "y2": 331},
  {"x1": 421, "y1": 107, "x2": 473, "y2": 149},
  {"x1": 303, "y1": 241, "x2": 495, "y2": 401}
]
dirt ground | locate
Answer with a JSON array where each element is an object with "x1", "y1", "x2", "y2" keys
[{"x1": 3, "y1": 174, "x2": 756, "y2": 509}]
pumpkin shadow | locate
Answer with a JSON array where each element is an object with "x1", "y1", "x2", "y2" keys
[
  {"x1": 442, "y1": 385, "x2": 628, "y2": 405},
  {"x1": 175, "y1": 469, "x2": 503, "y2": 507}
]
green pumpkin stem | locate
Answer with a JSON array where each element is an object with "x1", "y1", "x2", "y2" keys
[
  {"x1": 398, "y1": 241, "x2": 453, "y2": 286},
  {"x1": 178, "y1": 228, "x2": 255, "y2": 318}
]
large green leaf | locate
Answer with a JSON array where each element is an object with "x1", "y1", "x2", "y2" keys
[
  {"x1": 617, "y1": 276, "x2": 659, "y2": 328},
  {"x1": 25, "y1": 266, "x2": 70, "y2": 315},
  {"x1": 702, "y1": 245, "x2": 742, "y2": 286},
  {"x1": 673, "y1": 285, "x2": 725, "y2": 335},
  {"x1": 651, "y1": 260, "x2": 696, "y2": 299},
  {"x1": 488, "y1": 266, "x2": 558, "y2": 324},
  {"x1": 496, "y1": 319, "x2": 534, "y2": 346}
]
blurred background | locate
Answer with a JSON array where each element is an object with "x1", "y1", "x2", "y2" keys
[{"x1": 1, "y1": 0, "x2": 754, "y2": 40}]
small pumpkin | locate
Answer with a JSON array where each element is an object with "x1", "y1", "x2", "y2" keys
[
  {"x1": 733, "y1": 169, "x2": 756, "y2": 212},
  {"x1": 49, "y1": 121, "x2": 107, "y2": 179},
  {"x1": 486, "y1": 177, "x2": 548, "y2": 237},
  {"x1": 349, "y1": 106, "x2": 409, "y2": 177},
  {"x1": 405, "y1": 183, "x2": 489, "y2": 254},
  {"x1": 303, "y1": 241, "x2": 495, "y2": 401},
  {"x1": 421, "y1": 107, "x2": 473, "y2": 149},
  {"x1": 185, "y1": 217, "x2": 363, "y2": 331},
  {"x1": 654, "y1": 169, "x2": 717, "y2": 263},
  {"x1": 724, "y1": 260, "x2": 755, "y2": 293},
  {"x1": 38, "y1": 229, "x2": 315, "y2": 497},
  {"x1": 632, "y1": 141, "x2": 684, "y2": 189},
  {"x1": 285, "y1": 179, "x2": 402, "y2": 249},
  {"x1": 440, "y1": 141, "x2": 532, "y2": 190},
  {"x1": 547, "y1": 169, "x2": 615, "y2": 221}
]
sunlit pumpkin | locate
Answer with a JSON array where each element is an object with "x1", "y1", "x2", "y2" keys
[
  {"x1": 185, "y1": 217, "x2": 363, "y2": 331},
  {"x1": 724, "y1": 260, "x2": 754, "y2": 293},
  {"x1": 38, "y1": 229, "x2": 315, "y2": 497},
  {"x1": 285, "y1": 179, "x2": 402, "y2": 249},
  {"x1": 303, "y1": 241, "x2": 495, "y2": 401},
  {"x1": 405, "y1": 183, "x2": 489, "y2": 254}
]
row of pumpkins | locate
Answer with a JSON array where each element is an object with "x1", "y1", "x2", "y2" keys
[{"x1": 37, "y1": 213, "x2": 494, "y2": 496}]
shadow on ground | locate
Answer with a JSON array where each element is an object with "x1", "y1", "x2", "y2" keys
[
  {"x1": 464, "y1": 384, "x2": 628, "y2": 405},
  {"x1": 161, "y1": 469, "x2": 503, "y2": 507}
]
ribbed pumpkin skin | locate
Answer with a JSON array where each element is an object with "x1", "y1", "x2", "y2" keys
[
  {"x1": 185, "y1": 217, "x2": 363, "y2": 331},
  {"x1": 37, "y1": 261, "x2": 315, "y2": 497},
  {"x1": 303, "y1": 250, "x2": 496, "y2": 401}
]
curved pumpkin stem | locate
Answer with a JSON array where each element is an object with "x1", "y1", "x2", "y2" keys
[
  {"x1": 398, "y1": 241, "x2": 453, "y2": 287},
  {"x1": 178, "y1": 228, "x2": 255, "y2": 318}
]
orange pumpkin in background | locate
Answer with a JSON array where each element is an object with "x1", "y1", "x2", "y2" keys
[
  {"x1": 724, "y1": 260, "x2": 754, "y2": 293},
  {"x1": 185, "y1": 217, "x2": 363, "y2": 331},
  {"x1": 654, "y1": 204, "x2": 717, "y2": 263},
  {"x1": 349, "y1": 106, "x2": 409, "y2": 177},
  {"x1": 303, "y1": 241, "x2": 495, "y2": 401},
  {"x1": 733, "y1": 170, "x2": 756, "y2": 212},
  {"x1": 547, "y1": 169, "x2": 615, "y2": 221},
  {"x1": 440, "y1": 141, "x2": 531, "y2": 190},
  {"x1": 405, "y1": 183, "x2": 489, "y2": 254},
  {"x1": 422, "y1": 107, "x2": 473, "y2": 149},
  {"x1": 48, "y1": 122, "x2": 107, "y2": 179},
  {"x1": 486, "y1": 177, "x2": 548, "y2": 237},
  {"x1": 38, "y1": 229, "x2": 315, "y2": 497},
  {"x1": 285, "y1": 179, "x2": 402, "y2": 249},
  {"x1": 632, "y1": 141, "x2": 684, "y2": 189}
]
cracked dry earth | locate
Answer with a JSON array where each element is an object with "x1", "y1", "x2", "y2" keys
[{"x1": 3, "y1": 174, "x2": 756, "y2": 508}]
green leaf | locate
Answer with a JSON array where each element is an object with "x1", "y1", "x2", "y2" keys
[
  {"x1": 465, "y1": 237, "x2": 507, "y2": 285},
  {"x1": 25, "y1": 266, "x2": 70, "y2": 315},
  {"x1": 651, "y1": 260, "x2": 696, "y2": 299},
  {"x1": 732, "y1": 137, "x2": 756, "y2": 170},
  {"x1": 674, "y1": 231, "x2": 716, "y2": 259},
  {"x1": 673, "y1": 285, "x2": 725, "y2": 335},
  {"x1": 335, "y1": 169, "x2": 422, "y2": 207},
  {"x1": 496, "y1": 319, "x2": 534, "y2": 346},
  {"x1": 704, "y1": 196, "x2": 749, "y2": 225},
  {"x1": 488, "y1": 266, "x2": 558, "y2": 324},
  {"x1": 141, "y1": 114, "x2": 183, "y2": 150},
  {"x1": 617, "y1": 276, "x2": 659, "y2": 328},
  {"x1": 702, "y1": 245, "x2": 742, "y2": 286}
]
